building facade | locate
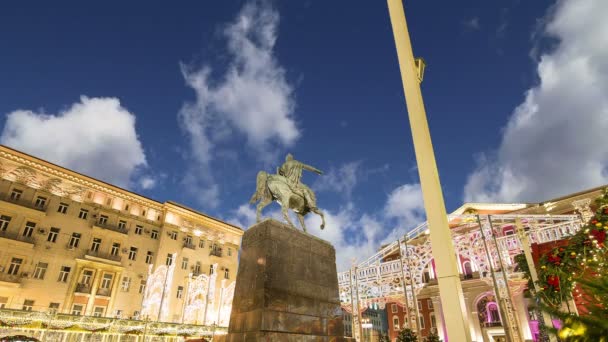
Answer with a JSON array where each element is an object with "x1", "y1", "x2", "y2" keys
[
  {"x1": 340, "y1": 185, "x2": 605, "y2": 342},
  {"x1": 0, "y1": 145, "x2": 243, "y2": 329}
]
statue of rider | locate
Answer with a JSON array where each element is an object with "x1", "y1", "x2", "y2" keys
[{"x1": 277, "y1": 154, "x2": 322, "y2": 208}]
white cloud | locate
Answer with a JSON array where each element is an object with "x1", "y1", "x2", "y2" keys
[
  {"x1": 139, "y1": 176, "x2": 157, "y2": 190},
  {"x1": 313, "y1": 161, "x2": 361, "y2": 198},
  {"x1": 464, "y1": 0, "x2": 608, "y2": 203},
  {"x1": 178, "y1": 1, "x2": 299, "y2": 207},
  {"x1": 1, "y1": 96, "x2": 148, "y2": 188},
  {"x1": 463, "y1": 17, "x2": 480, "y2": 31}
]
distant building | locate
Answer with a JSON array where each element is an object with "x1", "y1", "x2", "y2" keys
[{"x1": 341, "y1": 184, "x2": 604, "y2": 342}]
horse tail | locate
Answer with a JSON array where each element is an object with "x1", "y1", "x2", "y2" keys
[{"x1": 249, "y1": 171, "x2": 269, "y2": 204}]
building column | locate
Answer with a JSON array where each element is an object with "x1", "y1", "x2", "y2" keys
[
  {"x1": 431, "y1": 297, "x2": 446, "y2": 342},
  {"x1": 85, "y1": 268, "x2": 103, "y2": 316},
  {"x1": 107, "y1": 270, "x2": 123, "y2": 316}
]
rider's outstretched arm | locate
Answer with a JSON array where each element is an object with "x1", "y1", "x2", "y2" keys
[{"x1": 302, "y1": 163, "x2": 323, "y2": 175}]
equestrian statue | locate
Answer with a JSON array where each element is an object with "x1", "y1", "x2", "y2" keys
[{"x1": 250, "y1": 154, "x2": 326, "y2": 232}]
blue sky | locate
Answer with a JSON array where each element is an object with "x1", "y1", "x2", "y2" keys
[{"x1": 1, "y1": 0, "x2": 607, "y2": 269}]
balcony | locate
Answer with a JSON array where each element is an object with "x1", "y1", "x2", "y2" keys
[
  {"x1": 1, "y1": 196, "x2": 48, "y2": 215},
  {"x1": 183, "y1": 242, "x2": 196, "y2": 250},
  {"x1": 85, "y1": 249, "x2": 122, "y2": 263},
  {"x1": 96, "y1": 288, "x2": 111, "y2": 297},
  {"x1": 93, "y1": 221, "x2": 128, "y2": 235},
  {"x1": 0, "y1": 273, "x2": 22, "y2": 287},
  {"x1": 75, "y1": 283, "x2": 92, "y2": 294},
  {"x1": 482, "y1": 321, "x2": 502, "y2": 328},
  {"x1": 0, "y1": 230, "x2": 35, "y2": 247},
  {"x1": 210, "y1": 248, "x2": 223, "y2": 257}
]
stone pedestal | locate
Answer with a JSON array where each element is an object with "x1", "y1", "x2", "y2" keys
[{"x1": 219, "y1": 219, "x2": 352, "y2": 341}]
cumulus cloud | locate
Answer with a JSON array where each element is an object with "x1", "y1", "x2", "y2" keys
[
  {"x1": 464, "y1": 0, "x2": 608, "y2": 203},
  {"x1": 178, "y1": 1, "x2": 299, "y2": 207},
  {"x1": 1, "y1": 96, "x2": 148, "y2": 188},
  {"x1": 305, "y1": 184, "x2": 424, "y2": 271},
  {"x1": 313, "y1": 161, "x2": 362, "y2": 198}
]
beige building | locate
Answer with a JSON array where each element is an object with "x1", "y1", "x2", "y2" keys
[{"x1": 0, "y1": 145, "x2": 242, "y2": 327}]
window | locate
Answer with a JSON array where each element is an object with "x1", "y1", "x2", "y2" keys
[
  {"x1": 23, "y1": 299, "x2": 34, "y2": 311},
  {"x1": 151, "y1": 230, "x2": 159, "y2": 239},
  {"x1": 428, "y1": 300, "x2": 433, "y2": 309},
  {"x1": 139, "y1": 280, "x2": 146, "y2": 294},
  {"x1": 91, "y1": 238, "x2": 102, "y2": 252},
  {"x1": 403, "y1": 315, "x2": 409, "y2": 328},
  {"x1": 78, "y1": 209, "x2": 89, "y2": 220},
  {"x1": 121, "y1": 277, "x2": 131, "y2": 291},
  {"x1": 81, "y1": 270, "x2": 93, "y2": 285},
  {"x1": 58, "y1": 266, "x2": 71, "y2": 282},
  {"x1": 228, "y1": 248, "x2": 232, "y2": 257},
  {"x1": 209, "y1": 264, "x2": 214, "y2": 275},
  {"x1": 141, "y1": 209, "x2": 146, "y2": 217},
  {"x1": 128, "y1": 247, "x2": 138, "y2": 261},
  {"x1": 23, "y1": 221, "x2": 36, "y2": 237},
  {"x1": 135, "y1": 225, "x2": 143, "y2": 235},
  {"x1": 170, "y1": 231, "x2": 178, "y2": 240},
  {"x1": 8, "y1": 257, "x2": 23, "y2": 275},
  {"x1": 417, "y1": 300, "x2": 422, "y2": 310},
  {"x1": 111, "y1": 243, "x2": 120, "y2": 256},
  {"x1": 146, "y1": 251, "x2": 153, "y2": 264},
  {"x1": 57, "y1": 203, "x2": 69, "y2": 214},
  {"x1": 419, "y1": 316, "x2": 425, "y2": 329},
  {"x1": 391, "y1": 304, "x2": 398, "y2": 313},
  {"x1": 93, "y1": 306, "x2": 105, "y2": 317},
  {"x1": 177, "y1": 286, "x2": 184, "y2": 299},
  {"x1": 118, "y1": 220, "x2": 127, "y2": 230},
  {"x1": 431, "y1": 314, "x2": 436, "y2": 328},
  {"x1": 101, "y1": 273, "x2": 113, "y2": 289},
  {"x1": 198, "y1": 239, "x2": 205, "y2": 248},
  {"x1": 0, "y1": 215, "x2": 11, "y2": 231},
  {"x1": 68, "y1": 233, "x2": 81, "y2": 248},
  {"x1": 224, "y1": 268, "x2": 229, "y2": 279},
  {"x1": 33, "y1": 262, "x2": 48, "y2": 280},
  {"x1": 34, "y1": 196, "x2": 47, "y2": 209},
  {"x1": 124, "y1": 204, "x2": 129, "y2": 211},
  {"x1": 10, "y1": 189, "x2": 23, "y2": 201},
  {"x1": 393, "y1": 316, "x2": 400, "y2": 330},
  {"x1": 193, "y1": 262, "x2": 201, "y2": 275},
  {"x1": 115, "y1": 310, "x2": 122, "y2": 318},
  {"x1": 99, "y1": 215, "x2": 108, "y2": 225},
  {"x1": 166, "y1": 254, "x2": 173, "y2": 266},
  {"x1": 47, "y1": 227, "x2": 60, "y2": 243},
  {"x1": 105, "y1": 198, "x2": 112, "y2": 206},
  {"x1": 72, "y1": 304, "x2": 84, "y2": 315},
  {"x1": 181, "y1": 257, "x2": 189, "y2": 270},
  {"x1": 48, "y1": 302, "x2": 60, "y2": 314},
  {"x1": 185, "y1": 235, "x2": 193, "y2": 245}
]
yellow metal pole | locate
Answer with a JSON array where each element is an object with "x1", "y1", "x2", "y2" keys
[{"x1": 386, "y1": 1, "x2": 472, "y2": 341}]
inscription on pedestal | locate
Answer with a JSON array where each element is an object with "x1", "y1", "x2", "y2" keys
[{"x1": 220, "y1": 219, "x2": 351, "y2": 341}]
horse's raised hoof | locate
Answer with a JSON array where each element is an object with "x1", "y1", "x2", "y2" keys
[{"x1": 320, "y1": 224, "x2": 325, "y2": 230}]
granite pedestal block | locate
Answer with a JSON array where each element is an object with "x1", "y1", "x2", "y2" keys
[{"x1": 218, "y1": 219, "x2": 353, "y2": 342}]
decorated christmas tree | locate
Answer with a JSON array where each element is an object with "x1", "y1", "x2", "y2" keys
[
  {"x1": 520, "y1": 188, "x2": 608, "y2": 340},
  {"x1": 396, "y1": 328, "x2": 418, "y2": 342}
]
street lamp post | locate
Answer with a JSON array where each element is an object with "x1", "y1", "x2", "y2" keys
[{"x1": 386, "y1": 1, "x2": 471, "y2": 341}]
